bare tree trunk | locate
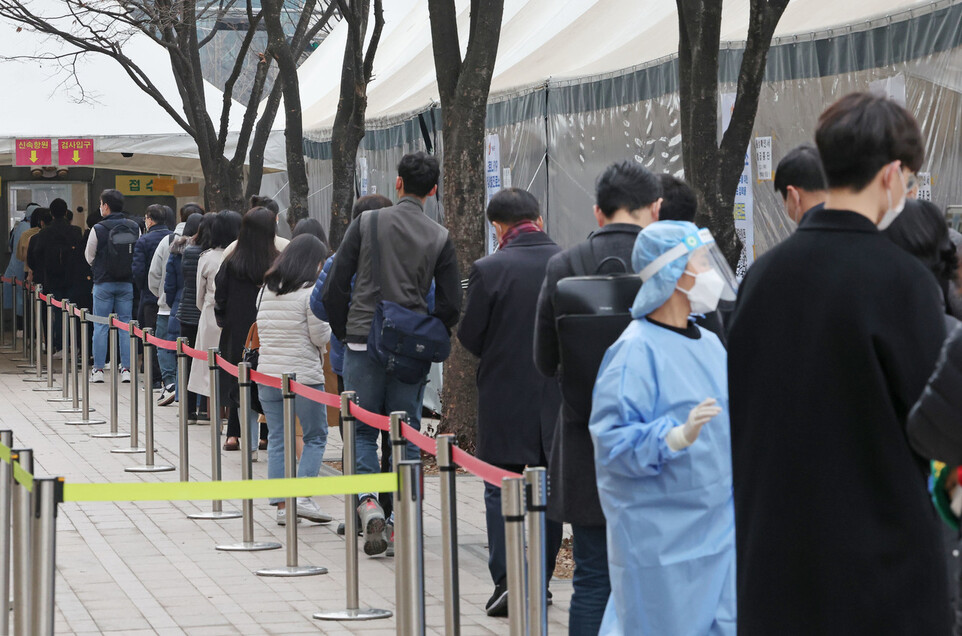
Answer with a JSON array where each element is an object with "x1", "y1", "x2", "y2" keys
[
  {"x1": 329, "y1": 0, "x2": 384, "y2": 249},
  {"x1": 677, "y1": 0, "x2": 788, "y2": 268},
  {"x1": 429, "y1": 0, "x2": 504, "y2": 450}
]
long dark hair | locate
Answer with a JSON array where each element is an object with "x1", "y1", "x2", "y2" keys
[
  {"x1": 292, "y1": 218, "x2": 329, "y2": 248},
  {"x1": 264, "y1": 235, "x2": 328, "y2": 295},
  {"x1": 193, "y1": 214, "x2": 216, "y2": 249},
  {"x1": 201, "y1": 210, "x2": 241, "y2": 250},
  {"x1": 223, "y1": 207, "x2": 279, "y2": 283},
  {"x1": 884, "y1": 199, "x2": 959, "y2": 306}
]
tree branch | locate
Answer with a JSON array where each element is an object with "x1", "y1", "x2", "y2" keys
[
  {"x1": 363, "y1": 0, "x2": 384, "y2": 83},
  {"x1": 427, "y1": 0, "x2": 463, "y2": 103}
]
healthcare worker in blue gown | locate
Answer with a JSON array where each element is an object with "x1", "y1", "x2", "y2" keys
[{"x1": 589, "y1": 220, "x2": 739, "y2": 635}]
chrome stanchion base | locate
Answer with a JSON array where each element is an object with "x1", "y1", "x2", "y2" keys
[
  {"x1": 110, "y1": 447, "x2": 147, "y2": 454},
  {"x1": 215, "y1": 541, "x2": 282, "y2": 552},
  {"x1": 90, "y1": 432, "x2": 129, "y2": 438},
  {"x1": 46, "y1": 397, "x2": 73, "y2": 403},
  {"x1": 313, "y1": 609, "x2": 393, "y2": 622},
  {"x1": 255, "y1": 565, "x2": 328, "y2": 577},
  {"x1": 64, "y1": 418, "x2": 107, "y2": 425},
  {"x1": 57, "y1": 406, "x2": 95, "y2": 414},
  {"x1": 31, "y1": 386, "x2": 62, "y2": 392},
  {"x1": 125, "y1": 464, "x2": 175, "y2": 473},
  {"x1": 187, "y1": 510, "x2": 242, "y2": 520},
  {"x1": 15, "y1": 362, "x2": 32, "y2": 368},
  {"x1": 23, "y1": 376, "x2": 49, "y2": 382}
]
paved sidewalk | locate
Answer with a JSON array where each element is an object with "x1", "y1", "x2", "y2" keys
[{"x1": 2, "y1": 352, "x2": 570, "y2": 635}]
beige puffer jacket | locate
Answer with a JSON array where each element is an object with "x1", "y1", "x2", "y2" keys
[{"x1": 256, "y1": 285, "x2": 331, "y2": 386}]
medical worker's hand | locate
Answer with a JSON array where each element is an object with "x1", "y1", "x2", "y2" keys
[{"x1": 666, "y1": 398, "x2": 723, "y2": 451}]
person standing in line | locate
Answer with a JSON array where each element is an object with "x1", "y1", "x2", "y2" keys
[
  {"x1": 257, "y1": 234, "x2": 333, "y2": 525},
  {"x1": 727, "y1": 92, "x2": 950, "y2": 634},
  {"x1": 322, "y1": 152, "x2": 461, "y2": 556},
  {"x1": 166, "y1": 213, "x2": 205, "y2": 420},
  {"x1": 214, "y1": 207, "x2": 279, "y2": 451},
  {"x1": 773, "y1": 143, "x2": 828, "y2": 225},
  {"x1": 4, "y1": 202, "x2": 38, "y2": 331},
  {"x1": 85, "y1": 189, "x2": 140, "y2": 384},
  {"x1": 590, "y1": 220, "x2": 738, "y2": 635},
  {"x1": 132, "y1": 204, "x2": 173, "y2": 385},
  {"x1": 22, "y1": 207, "x2": 51, "y2": 284},
  {"x1": 533, "y1": 161, "x2": 663, "y2": 635},
  {"x1": 187, "y1": 211, "x2": 240, "y2": 413},
  {"x1": 150, "y1": 203, "x2": 204, "y2": 406},
  {"x1": 458, "y1": 188, "x2": 564, "y2": 617}
]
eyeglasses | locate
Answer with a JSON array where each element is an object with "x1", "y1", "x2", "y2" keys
[{"x1": 905, "y1": 173, "x2": 918, "y2": 192}]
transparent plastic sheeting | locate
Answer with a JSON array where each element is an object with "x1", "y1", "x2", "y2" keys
[{"x1": 302, "y1": 2, "x2": 962, "y2": 259}]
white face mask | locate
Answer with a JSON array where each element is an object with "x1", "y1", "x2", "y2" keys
[
  {"x1": 878, "y1": 167, "x2": 907, "y2": 230},
  {"x1": 677, "y1": 269, "x2": 725, "y2": 314}
]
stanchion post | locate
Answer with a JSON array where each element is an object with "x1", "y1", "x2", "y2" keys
[
  {"x1": 66, "y1": 309, "x2": 105, "y2": 426},
  {"x1": 0, "y1": 278, "x2": 7, "y2": 348},
  {"x1": 126, "y1": 329, "x2": 173, "y2": 473},
  {"x1": 11, "y1": 448, "x2": 32, "y2": 636},
  {"x1": 396, "y1": 460, "x2": 425, "y2": 636},
  {"x1": 30, "y1": 478, "x2": 62, "y2": 636},
  {"x1": 92, "y1": 315, "x2": 127, "y2": 439},
  {"x1": 187, "y1": 349, "x2": 239, "y2": 520},
  {"x1": 525, "y1": 467, "x2": 548, "y2": 636},
  {"x1": 18, "y1": 283, "x2": 29, "y2": 362},
  {"x1": 7, "y1": 279, "x2": 18, "y2": 353},
  {"x1": 390, "y1": 411, "x2": 409, "y2": 619},
  {"x1": 176, "y1": 338, "x2": 189, "y2": 480},
  {"x1": 26, "y1": 296, "x2": 55, "y2": 388},
  {"x1": 256, "y1": 374, "x2": 326, "y2": 577},
  {"x1": 9, "y1": 281, "x2": 27, "y2": 362},
  {"x1": 56, "y1": 304, "x2": 85, "y2": 414},
  {"x1": 112, "y1": 321, "x2": 144, "y2": 452},
  {"x1": 16, "y1": 285, "x2": 36, "y2": 369},
  {"x1": 45, "y1": 299, "x2": 72, "y2": 403},
  {"x1": 216, "y1": 362, "x2": 281, "y2": 552},
  {"x1": 314, "y1": 392, "x2": 392, "y2": 622},
  {"x1": 436, "y1": 434, "x2": 461, "y2": 635},
  {"x1": 27, "y1": 286, "x2": 43, "y2": 379},
  {"x1": 0, "y1": 430, "x2": 12, "y2": 636},
  {"x1": 503, "y1": 477, "x2": 527, "y2": 636}
]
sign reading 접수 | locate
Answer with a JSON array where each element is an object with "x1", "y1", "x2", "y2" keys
[{"x1": 115, "y1": 175, "x2": 178, "y2": 196}]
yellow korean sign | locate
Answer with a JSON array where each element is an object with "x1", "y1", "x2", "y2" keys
[{"x1": 115, "y1": 175, "x2": 178, "y2": 196}]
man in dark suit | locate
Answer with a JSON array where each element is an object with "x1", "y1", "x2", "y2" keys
[
  {"x1": 458, "y1": 188, "x2": 563, "y2": 618},
  {"x1": 728, "y1": 92, "x2": 949, "y2": 634}
]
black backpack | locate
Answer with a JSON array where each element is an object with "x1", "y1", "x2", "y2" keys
[
  {"x1": 103, "y1": 218, "x2": 139, "y2": 280},
  {"x1": 42, "y1": 225, "x2": 80, "y2": 286},
  {"x1": 553, "y1": 241, "x2": 641, "y2": 421}
]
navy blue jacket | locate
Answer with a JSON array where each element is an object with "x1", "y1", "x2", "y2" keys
[{"x1": 133, "y1": 224, "x2": 172, "y2": 307}]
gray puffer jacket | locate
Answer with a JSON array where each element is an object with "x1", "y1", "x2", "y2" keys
[
  {"x1": 908, "y1": 323, "x2": 962, "y2": 464},
  {"x1": 256, "y1": 285, "x2": 331, "y2": 386}
]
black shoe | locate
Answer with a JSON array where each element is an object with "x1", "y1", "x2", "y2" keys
[
  {"x1": 485, "y1": 582, "x2": 508, "y2": 617},
  {"x1": 547, "y1": 589, "x2": 553, "y2": 606}
]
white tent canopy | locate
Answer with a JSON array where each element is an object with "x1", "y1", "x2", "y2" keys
[
  {"x1": 300, "y1": 0, "x2": 933, "y2": 135},
  {"x1": 0, "y1": 1, "x2": 286, "y2": 176}
]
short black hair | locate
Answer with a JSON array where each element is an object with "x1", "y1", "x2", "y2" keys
[
  {"x1": 180, "y1": 203, "x2": 204, "y2": 222},
  {"x1": 49, "y1": 198, "x2": 68, "y2": 219},
  {"x1": 595, "y1": 161, "x2": 662, "y2": 218},
  {"x1": 774, "y1": 144, "x2": 828, "y2": 198},
  {"x1": 86, "y1": 210, "x2": 102, "y2": 230},
  {"x1": 657, "y1": 175, "x2": 697, "y2": 222},
  {"x1": 31, "y1": 208, "x2": 50, "y2": 228},
  {"x1": 203, "y1": 210, "x2": 241, "y2": 249},
  {"x1": 292, "y1": 218, "x2": 329, "y2": 248},
  {"x1": 486, "y1": 188, "x2": 540, "y2": 224},
  {"x1": 815, "y1": 92, "x2": 924, "y2": 191},
  {"x1": 397, "y1": 152, "x2": 440, "y2": 198},
  {"x1": 145, "y1": 204, "x2": 168, "y2": 225},
  {"x1": 66, "y1": 210, "x2": 74, "y2": 222},
  {"x1": 352, "y1": 194, "x2": 393, "y2": 220},
  {"x1": 100, "y1": 189, "x2": 124, "y2": 213},
  {"x1": 249, "y1": 195, "x2": 279, "y2": 216},
  {"x1": 264, "y1": 234, "x2": 329, "y2": 295}
]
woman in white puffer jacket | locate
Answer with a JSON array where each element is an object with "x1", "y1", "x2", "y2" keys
[{"x1": 257, "y1": 234, "x2": 333, "y2": 525}]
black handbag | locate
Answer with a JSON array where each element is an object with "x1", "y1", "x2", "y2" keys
[
  {"x1": 365, "y1": 209, "x2": 451, "y2": 384},
  {"x1": 243, "y1": 288, "x2": 264, "y2": 414}
]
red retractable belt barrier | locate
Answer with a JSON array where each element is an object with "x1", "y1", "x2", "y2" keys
[
  {"x1": 111, "y1": 317, "x2": 130, "y2": 332},
  {"x1": 249, "y1": 368, "x2": 283, "y2": 390},
  {"x1": 50, "y1": 298, "x2": 62, "y2": 309},
  {"x1": 215, "y1": 354, "x2": 239, "y2": 378},
  {"x1": 145, "y1": 332, "x2": 178, "y2": 351},
  {"x1": 290, "y1": 380, "x2": 341, "y2": 408}
]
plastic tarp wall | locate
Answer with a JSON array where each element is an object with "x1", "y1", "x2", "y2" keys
[{"x1": 303, "y1": 2, "x2": 962, "y2": 259}]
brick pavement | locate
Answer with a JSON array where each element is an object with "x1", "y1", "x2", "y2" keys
[{"x1": 2, "y1": 349, "x2": 571, "y2": 635}]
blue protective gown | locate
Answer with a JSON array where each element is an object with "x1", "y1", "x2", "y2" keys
[{"x1": 589, "y1": 318, "x2": 735, "y2": 635}]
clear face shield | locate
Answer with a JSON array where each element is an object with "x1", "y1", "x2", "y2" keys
[{"x1": 639, "y1": 228, "x2": 739, "y2": 314}]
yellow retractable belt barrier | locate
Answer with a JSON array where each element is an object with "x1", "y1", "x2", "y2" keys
[
  {"x1": 0, "y1": 441, "x2": 395, "y2": 501},
  {"x1": 63, "y1": 473, "x2": 397, "y2": 503}
]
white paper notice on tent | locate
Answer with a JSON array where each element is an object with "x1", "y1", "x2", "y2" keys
[
  {"x1": 485, "y1": 134, "x2": 502, "y2": 254},
  {"x1": 869, "y1": 74, "x2": 906, "y2": 107},
  {"x1": 917, "y1": 172, "x2": 932, "y2": 201},
  {"x1": 721, "y1": 93, "x2": 755, "y2": 272},
  {"x1": 755, "y1": 137, "x2": 773, "y2": 181},
  {"x1": 358, "y1": 157, "x2": 369, "y2": 196}
]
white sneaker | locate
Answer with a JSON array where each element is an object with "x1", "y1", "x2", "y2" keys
[
  {"x1": 90, "y1": 369, "x2": 105, "y2": 384},
  {"x1": 157, "y1": 385, "x2": 176, "y2": 406},
  {"x1": 250, "y1": 451, "x2": 258, "y2": 463},
  {"x1": 52, "y1": 349, "x2": 63, "y2": 360},
  {"x1": 276, "y1": 506, "x2": 301, "y2": 526},
  {"x1": 296, "y1": 497, "x2": 333, "y2": 523},
  {"x1": 120, "y1": 369, "x2": 131, "y2": 383}
]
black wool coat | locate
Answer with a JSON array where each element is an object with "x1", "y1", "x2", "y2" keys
[
  {"x1": 457, "y1": 231, "x2": 562, "y2": 465},
  {"x1": 727, "y1": 208, "x2": 951, "y2": 635},
  {"x1": 214, "y1": 262, "x2": 260, "y2": 407}
]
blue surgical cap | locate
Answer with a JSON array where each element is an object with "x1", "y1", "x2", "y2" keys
[{"x1": 630, "y1": 220, "x2": 701, "y2": 318}]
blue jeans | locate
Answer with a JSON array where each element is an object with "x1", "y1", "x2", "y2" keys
[
  {"x1": 260, "y1": 383, "x2": 328, "y2": 505},
  {"x1": 92, "y1": 282, "x2": 132, "y2": 370},
  {"x1": 342, "y1": 348, "x2": 424, "y2": 479},
  {"x1": 569, "y1": 524, "x2": 611, "y2": 636},
  {"x1": 154, "y1": 314, "x2": 176, "y2": 387}
]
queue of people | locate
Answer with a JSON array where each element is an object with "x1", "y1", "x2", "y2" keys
[{"x1": 18, "y1": 89, "x2": 962, "y2": 635}]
